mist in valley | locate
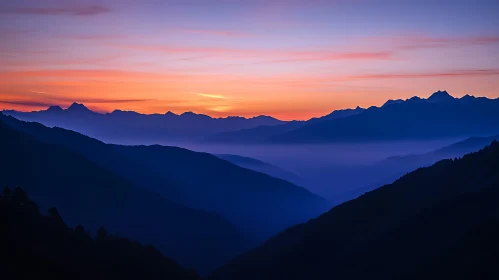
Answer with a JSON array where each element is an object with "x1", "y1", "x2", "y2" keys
[{"x1": 147, "y1": 139, "x2": 463, "y2": 204}]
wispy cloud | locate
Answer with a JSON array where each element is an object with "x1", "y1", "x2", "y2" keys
[
  {"x1": 363, "y1": 34, "x2": 499, "y2": 51},
  {"x1": 196, "y1": 93, "x2": 225, "y2": 99},
  {"x1": 400, "y1": 35, "x2": 499, "y2": 50},
  {"x1": 2, "y1": 5, "x2": 112, "y2": 16},
  {"x1": 0, "y1": 100, "x2": 54, "y2": 108},
  {"x1": 209, "y1": 105, "x2": 232, "y2": 112},
  {"x1": 176, "y1": 29, "x2": 251, "y2": 37},
  {"x1": 346, "y1": 69, "x2": 499, "y2": 80},
  {"x1": 24, "y1": 90, "x2": 151, "y2": 104},
  {"x1": 1, "y1": 69, "x2": 182, "y2": 81},
  {"x1": 0, "y1": 90, "x2": 152, "y2": 111},
  {"x1": 262, "y1": 51, "x2": 393, "y2": 63},
  {"x1": 125, "y1": 44, "x2": 394, "y2": 62}
]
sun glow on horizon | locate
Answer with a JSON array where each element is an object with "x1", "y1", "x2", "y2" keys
[{"x1": 1, "y1": 0, "x2": 498, "y2": 120}]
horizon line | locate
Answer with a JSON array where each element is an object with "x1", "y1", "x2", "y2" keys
[{"x1": 1, "y1": 90, "x2": 493, "y2": 122}]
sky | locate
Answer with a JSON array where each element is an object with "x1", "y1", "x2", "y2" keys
[{"x1": 1, "y1": 0, "x2": 499, "y2": 120}]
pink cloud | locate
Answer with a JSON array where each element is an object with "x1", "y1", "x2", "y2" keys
[
  {"x1": 125, "y1": 44, "x2": 394, "y2": 62},
  {"x1": 0, "y1": 69, "x2": 178, "y2": 80},
  {"x1": 3, "y1": 5, "x2": 112, "y2": 16},
  {"x1": 364, "y1": 34, "x2": 499, "y2": 51},
  {"x1": 175, "y1": 29, "x2": 252, "y2": 37},
  {"x1": 0, "y1": 100, "x2": 55, "y2": 108},
  {"x1": 400, "y1": 35, "x2": 499, "y2": 50},
  {"x1": 347, "y1": 69, "x2": 499, "y2": 80}
]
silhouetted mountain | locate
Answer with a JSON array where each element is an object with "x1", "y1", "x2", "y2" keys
[
  {"x1": 3, "y1": 105, "x2": 285, "y2": 143},
  {"x1": 47, "y1": 105, "x2": 64, "y2": 112},
  {"x1": 383, "y1": 135, "x2": 499, "y2": 166},
  {"x1": 367, "y1": 134, "x2": 499, "y2": 189},
  {"x1": 112, "y1": 145, "x2": 330, "y2": 242},
  {"x1": 214, "y1": 154, "x2": 304, "y2": 187},
  {"x1": 210, "y1": 141, "x2": 499, "y2": 280},
  {"x1": 203, "y1": 106, "x2": 364, "y2": 143},
  {"x1": 206, "y1": 91, "x2": 490, "y2": 144},
  {"x1": 317, "y1": 134, "x2": 499, "y2": 205},
  {"x1": 67, "y1": 102, "x2": 94, "y2": 113},
  {"x1": 308, "y1": 106, "x2": 365, "y2": 122},
  {"x1": 0, "y1": 187, "x2": 199, "y2": 280},
  {"x1": 427, "y1": 90, "x2": 455, "y2": 103},
  {"x1": 269, "y1": 91, "x2": 499, "y2": 143},
  {"x1": 0, "y1": 114, "x2": 329, "y2": 246},
  {"x1": 382, "y1": 99, "x2": 404, "y2": 107},
  {"x1": 0, "y1": 116, "x2": 245, "y2": 273},
  {"x1": 433, "y1": 134, "x2": 499, "y2": 156}
]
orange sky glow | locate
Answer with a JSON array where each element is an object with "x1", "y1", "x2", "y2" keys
[{"x1": 1, "y1": 0, "x2": 499, "y2": 120}]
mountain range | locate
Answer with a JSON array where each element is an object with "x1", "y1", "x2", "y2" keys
[
  {"x1": 210, "y1": 140, "x2": 499, "y2": 280},
  {"x1": 0, "y1": 113, "x2": 330, "y2": 271},
  {"x1": 380, "y1": 134, "x2": 499, "y2": 172},
  {"x1": 4, "y1": 89, "x2": 499, "y2": 279},
  {"x1": 320, "y1": 134, "x2": 499, "y2": 204},
  {"x1": 214, "y1": 154, "x2": 304, "y2": 186},
  {"x1": 3, "y1": 103, "x2": 284, "y2": 144},
  {"x1": 0, "y1": 115, "x2": 245, "y2": 273},
  {"x1": 6, "y1": 91, "x2": 497, "y2": 145},
  {"x1": 205, "y1": 91, "x2": 499, "y2": 143}
]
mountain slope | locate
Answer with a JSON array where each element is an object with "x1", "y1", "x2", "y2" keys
[
  {"x1": 112, "y1": 145, "x2": 330, "y2": 241},
  {"x1": 307, "y1": 106, "x2": 365, "y2": 122},
  {"x1": 203, "y1": 106, "x2": 364, "y2": 143},
  {"x1": 363, "y1": 134, "x2": 499, "y2": 191},
  {"x1": 3, "y1": 103, "x2": 285, "y2": 143},
  {"x1": 214, "y1": 154, "x2": 304, "y2": 186},
  {"x1": 433, "y1": 134, "x2": 499, "y2": 155},
  {"x1": 1, "y1": 114, "x2": 330, "y2": 245},
  {"x1": 0, "y1": 187, "x2": 199, "y2": 280},
  {"x1": 0, "y1": 117, "x2": 245, "y2": 273},
  {"x1": 270, "y1": 91, "x2": 499, "y2": 143},
  {"x1": 210, "y1": 141, "x2": 499, "y2": 280}
]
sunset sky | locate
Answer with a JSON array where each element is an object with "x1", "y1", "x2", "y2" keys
[{"x1": 1, "y1": 0, "x2": 498, "y2": 120}]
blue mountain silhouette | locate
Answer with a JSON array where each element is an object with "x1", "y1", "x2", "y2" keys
[
  {"x1": 210, "y1": 140, "x2": 499, "y2": 280},
  {"x1": 0, "y1": 115, "x2": 245, "y2": 273},
  {"x1": 204, "y1": 90, "x2": 499, "y2": 143},
  {"x1": 3, "y1": 104, "x2": 284, "y2": 143},
  {"x1": 0, "y1": 113, "x2": 330, "y2": 252},
  {"x1": 269, "y1": 91, "x2": 499, "y2": 143}
]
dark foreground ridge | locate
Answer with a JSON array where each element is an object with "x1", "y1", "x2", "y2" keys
[
  {"x1": 0, "y1": 187, "x2": 200, "y2": 280},
  {"x1": 0, "y1": 115, "x2": 245, "y2": 274},
  {"x1": 210, "y1": 140, "x2": 499, "y2": 280},
  {"x1": 0, "y1": 113, "x2": 330, "y2": 247}
]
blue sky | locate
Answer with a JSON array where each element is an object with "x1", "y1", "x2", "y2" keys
[{"x1": 1, "y1": 0, "x2": 498, "y2": 119}]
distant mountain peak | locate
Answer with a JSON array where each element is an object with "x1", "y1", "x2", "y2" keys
[
  {"x1": 180, "y1": 111, "x2": 211, "y2": 119},
  {"x1": 252, "y1": 115, "x2": 277, "y2": 121},
  {"x1": 47, "y1": 105, "x2": 63, "y2": 112},
  {"x1": 460, "y1": 94, "x2": 476, "y2": 100},
  {"x1": 407, "y1": 96, "x2": 423, "y2": 102},
  {"x1": 165, "y1": 111, "x2": 178, "y2": 117},
  {"x1": 428, "y1": 90, "x2": 454, "y2": 102},
  {"x1": 382, "y1": 99, "x2": 404, "y2": 107},
  {"x1": 67, "y1": 102, "x2": 91, "y2": 112},
  {"x1": 111, "y1": 109, "x2": 140, "y2": 116}
]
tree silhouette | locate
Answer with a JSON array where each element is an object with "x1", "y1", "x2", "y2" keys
[
  {"x1": 0, "y1": 187, "x2": 200, "y2": 280},
  {"x1": 211, "y1": 141, "x2": 499, "y2": 280},
  {"x1": 96, "y1": 227, "x2": 108, "y2": 240},
  {"x1": 0, "y1": 186, "x2": 11, "y2": 204}
]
